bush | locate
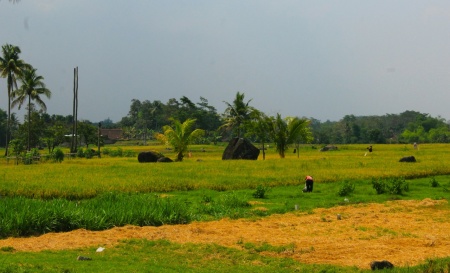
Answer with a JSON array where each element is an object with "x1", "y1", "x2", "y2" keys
[
  {"x1": 110, "y1": 147, "x2": 123, "y2": 157},
  {"x1": 77, "y1": 148, "x2": 85, "y2": 158},
  {"x1": 338, "y1": 180, "x2": 355, "y2": 196},
  {"x1": 23, "y1": 151, "x2": 34, "y2": 165},
  {"x1": 372, "y1": 177, "x2": 409, "y2": 195},
  {"x1": 123, "y1": 149, "x2": 136, "y2": 157},
  {"x1": 371, "y1": 178, "x2": 386, "y2": 194},
  {"x1": 252, "y1": 185, "x2": 270, "y2": 199},
  {"x1": 430, "y1": 177, "x2": 440, "y2": 187},
  {"x1": 84, "y1": 148, "x2": 94, "y2": 159},
  {"x1": 102, "y1": 147, "x2": 111, "y2": 156},
  {"x1": 51, "y1": 148, "x2": 65, "y2": 163},
  {"x1": 387, "y1": 177, "x2": 409, "y2": 195}
]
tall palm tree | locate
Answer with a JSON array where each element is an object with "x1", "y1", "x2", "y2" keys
[
  {"x1": 268, "y1": 114, "x2": 312, "y2": 158},
  {"x1": 11, "y1": 66, "x2": 51, "y2": 151},
  {"x1": 221, "y1": 92, "x2": 254, "y2": 138},
  {"x1": 155, "y1": 118, "x2": 205, "y2": 161},
  {"x1": 0, "y1": 44, "x2": 28, "y2": 155}
]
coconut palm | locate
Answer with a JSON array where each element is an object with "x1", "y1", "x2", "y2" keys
[
  {"x1": 221, "y1": 92, "x2": 254, "y2": 138},
  {"x1": 0, "y1": 44, "x2": 28, "y2": 155},
  {"x1": 11, "y1": 66, "x2": 51, "y2": 150},
  {"x1": 155, "y1": 118, "x2": 204, "y2": 161},
  {"x1": 268, "y1": 114, "x2": 313, "y2": 158}
]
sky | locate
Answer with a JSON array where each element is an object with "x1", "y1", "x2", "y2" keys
[{"x1": 1, "y1": 1, "x2": 450, "y2": 123}]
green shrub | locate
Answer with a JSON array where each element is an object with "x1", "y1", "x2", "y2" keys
[
  {"x1": 387, "y1": 177, "x2": 409, "y2": 195},
  {"x1": 123, "y1": 149, "x2": 136, "y2": 157},
  {"x1": 23, "y1": 151, "x2": 34, "y2": 165},
  {"x1": 102, "y1": 147, "x2": 111, "y2": 156},
  {"x1": 338, "y1": 180, "x2": 355, "y2": 196},
  {"x1": 51, "y1": 148, "x2": 65, "y2": 163},
  {"x1": 77, "y1": 148, "x2": 85, "y2": 158},
  {"x1": 84, "y1": 148, "x2": 94, "y2": 159},
  {"x1": 371, "y1": 178, "x2": 386, "y2": 194},
  {"x1": 252, "y1": 184, "x2": 270, "y2": 199},
  {"x1": 110, "y1": 147, "x2": 123, "y2": 157},
  {"x1": 430, "y1": 177, "x2": 440, "y2": 187},
  {"x1": 372, "y1": 177, "x2": 409, "y2": 195}
]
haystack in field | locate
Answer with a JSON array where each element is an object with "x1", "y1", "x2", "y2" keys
[{"x1": 222, "y1": 138, "x2": 260, "y2": 160}]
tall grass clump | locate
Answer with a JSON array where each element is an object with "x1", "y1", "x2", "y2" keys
[
  {"x1": 195, "y1": 191, "x2": 251, "y2": 220},
  {"x1": 0, "y1": 193, "x2": 191, "y2": 239}
]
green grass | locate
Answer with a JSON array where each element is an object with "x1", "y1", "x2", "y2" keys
[
  {"x1": 0, "y1": 175, "x2": 449, "y2": 239},
  {"x1": 1, "y1": 144, "x2": 450, "y2": 199},
  {"x1": 1, "y1": 239, "x2": 450, "y2": 273},
  {"x1": 1, "y1": 143, "x2": 450, "y2": 272}
]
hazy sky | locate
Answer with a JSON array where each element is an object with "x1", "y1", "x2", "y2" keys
[{"x1": 1, "y1": 1, "x2": 450, "y2": 123}]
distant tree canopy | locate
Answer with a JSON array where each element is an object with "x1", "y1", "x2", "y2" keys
[
  {"x1": 309, "y1": 111, "x2": 450, "y2": 144},
  {"x1": 1, "y1": 91, "x2": 450, "y2": 151}
]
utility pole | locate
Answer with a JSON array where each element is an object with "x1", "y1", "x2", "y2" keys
[
  {"x1": 98, "y1": 122, "x2": 101, "y2": 158},
  {"x1": 71, "y1": 67, "x2": 78, "y2": 154}
]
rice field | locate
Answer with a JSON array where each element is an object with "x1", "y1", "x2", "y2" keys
[{"x1": 1, "y1": 143, "x2": 449, "y2": 199}]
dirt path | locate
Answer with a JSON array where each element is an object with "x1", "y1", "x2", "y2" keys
[{"x1": 1, "y1": 198, "x2": 449, "y2": 269}]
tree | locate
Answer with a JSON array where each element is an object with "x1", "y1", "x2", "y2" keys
[
  {"x1": 77, "y1": 121, "x2": 98, "y2": 149},
  {"x1": 267, "y1": 114, "x2": 312, "y2": 158},
  {"x1": 11, "y1": 66, "x2": 51, "y2": 150},
  {"x1": 19, "y1": 110, "x2": 46, "y2": 148},
  {"x1": 155, "y1": 118, "x2": 205, "y2": 161},
  {"x1": 42, "y1": 122, "x2": 67, "y2": 153},
  {"x1": 246, "y1": 110, "x2": 271, "y2": 160},
  {"x1": 221, "y1": 92, "x2": 254, "y2": 138},
  {"x1": 0, "y1": 44, "x2": 28, "y2": 155}
]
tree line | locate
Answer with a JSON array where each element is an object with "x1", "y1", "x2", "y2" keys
[{"x1": 2, "y1": 43, "x2": 449, "y2": 160}]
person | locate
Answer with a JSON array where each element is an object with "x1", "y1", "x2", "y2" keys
[{"x1": 304, "y1": 175, "x2": 314, "y2": 192}]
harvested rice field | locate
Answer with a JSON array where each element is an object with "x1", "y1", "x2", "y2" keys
[{"x1": 1, "y1": 198, "x2": 449, "y2": 269}]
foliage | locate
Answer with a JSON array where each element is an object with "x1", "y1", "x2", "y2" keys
[
  {"x1": 266, "y1": 114, "x2": 312, "y2": 158},
  {"x1": 22, "y1": 148, "x2": 39, "y2": 165},
  {"x1": 76, "y1": 147, "x2": 85, "y2": 158},
  {"x1": 84, "y1": 148, "x2": 94, "y2": 159},
  {"x1": 51, "y1": 148, "x2": 64, "y2": 163},
  {"x1": 221, "y1": 91, "x2": 255, "y2": 138},
  {"x1": 372, "y1": 177, "x2": 409, "y2": 195},
  {"x1": 0, "y1": 43, "x2": 28, "y2": 156},
  {"x1": 155, "y1": 118, "x2": 205, "y2": 161},
  {"x1": 77, "y1": 120, "x2": 98, "y2": 149},
  {"x1": 11, "y1": 66, "x2": 51, "y2": 150},
  {"x1": 252, "y1": 184, "x2": 271, "y2": 199},
  {"x1": 337, "y1": 180, "x2": 355, "y2": 196},
  {"x1": 430, "y1": 177, "x2": 440, "y2": 187},
  {"x1": 311, "y1": 111, "x2": 450, "y2": 144},
  {"x1": 8, "y1": 138, "x2": 24, "y2": 164}
]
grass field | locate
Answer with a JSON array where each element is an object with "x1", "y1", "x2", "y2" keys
[{"x1": 1, "y1": 143, "x2": 450, "y2": 272}]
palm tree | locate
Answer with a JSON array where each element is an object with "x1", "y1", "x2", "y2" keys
[
  {"x1": 0, "y1": 44, "x2": 28, "y2": 155},
  {"x1": 268, "y1": 114, "x2": 312, "y2": 158},
  {"x1": 247, "y1": 109, "x2": 271, "y2": 160},
  {"x1": 155, "y1": 118, "x2": 205, "y2": 161},
  {"x1": 11, "y1": 66, "x2": 51, "y2": 151},
  {"x1": 221, "y1": 92, "x2": 254, "y2": 138}
]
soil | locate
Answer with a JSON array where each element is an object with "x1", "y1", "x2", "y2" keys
[{"x1": 1, "y1": 198, "x2": 449, "y2": 269}]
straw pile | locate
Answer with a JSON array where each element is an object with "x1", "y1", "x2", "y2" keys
[{"x1": 1, "y1": 198, "x2": 449, "y2": 269}]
